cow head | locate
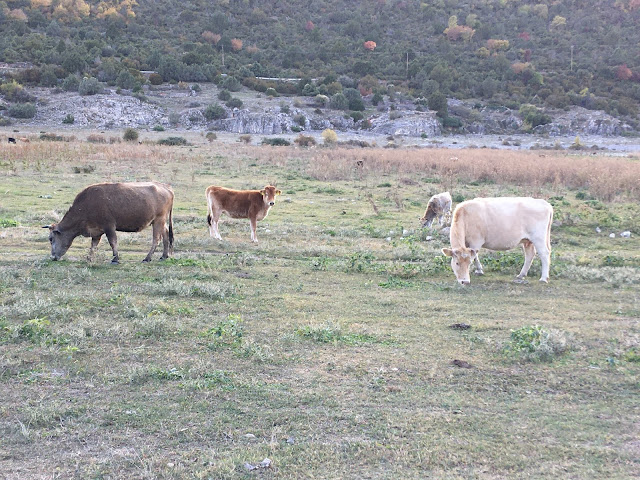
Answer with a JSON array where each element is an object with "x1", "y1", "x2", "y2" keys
[
  {"x1": 420, "y1": 203, "x2": 438, "y2": 228},
  {"x1": 260, "y1": 185, "x2": 281, "y2": 207},
  {"x1": 43, "y1": 224, "x2": 73, "y2": 260},
  {"x1": 442, "y1": 247, "x2": 477, "y2": 285}
]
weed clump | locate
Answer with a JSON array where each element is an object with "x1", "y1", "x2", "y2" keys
[{"x1": 507, "y1": 325, "x2": 568, "y2": 362}]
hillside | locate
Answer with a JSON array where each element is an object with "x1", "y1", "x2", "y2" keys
[{"x1": 1, "y1": 0, "x2": 640, "y2": 131}]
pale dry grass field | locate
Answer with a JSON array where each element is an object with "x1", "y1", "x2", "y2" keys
[{"x1": 0, "y1": 140, "x2": 639, "y2": 479}]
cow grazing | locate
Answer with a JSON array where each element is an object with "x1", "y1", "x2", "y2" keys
[
  {"x1": 8, "y1": 137, "x2": 16, "y2": 144},
  {"x1": 43, "y1": 182, "x2": 174, "y2": 264},
  {"x1": 441, "y1": 197, "x2": 553, "y2": 285},
  {"x1": 420, "y1": 191, "x2": 452, "y2": 228},
  {"x1": 206, "y1": 185, "x2": 281, "y2": 243}
]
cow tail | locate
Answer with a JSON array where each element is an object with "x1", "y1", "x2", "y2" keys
[
  {"x1": 168, "y1": 206, "x2": 174, "y2": 253},
  {"x1": 207, "y1": 213, "x2": 212, "y2": 226}
]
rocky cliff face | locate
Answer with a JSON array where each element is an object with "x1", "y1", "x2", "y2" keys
[
  {"x1": 4, "y1": 85, "x2": 637, "y2": 138},
  {"x1": 532, "y1": 107, "x2": 633, "y2": 136},
  {"x1": 369, "y1": 112, "x2": 441, "y2": 136}
]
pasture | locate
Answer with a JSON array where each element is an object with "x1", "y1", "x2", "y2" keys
[{"x1": 1, "y1": 140, "x2": 639, "y2": 479}]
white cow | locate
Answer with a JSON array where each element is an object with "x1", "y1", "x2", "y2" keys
[
  {"x1": 441, "y1": 197, "x2": 553, "y2": 285},
  {"x1": 420, "y1": 191, "x2": 452, "y2": 228}
]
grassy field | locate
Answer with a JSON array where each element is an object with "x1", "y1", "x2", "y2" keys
[{"x1": 1, "y1": 140, "x2": 639, "y2": 479}]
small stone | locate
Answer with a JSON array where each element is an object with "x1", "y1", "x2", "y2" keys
[
  {"x1": 167, "y1": 463, "x2": 174, "y2": 468},
  {"x1": 609, "y1": 233, "x2": 616, "y2": 238},
  {"x1": 595, "y1": 227, "x2": 601, "y2": 233},
  {"x1": 425, "y1": 236, "x2": 433, "y2": 241},
  {"x1": 620, "y1": 231, "x2": 631, "y2": 238},
  {"x1": 244, "y1": 433, "x2": 256, "y2": 439}
]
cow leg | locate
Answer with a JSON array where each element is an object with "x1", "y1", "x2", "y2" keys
[
  {"x1": 534, "y1": 241, "x2": 551, "y2": 283},
  {"x1": 143, "y1": 222, "x2": 162, "y2": 262},
  {"x1": 473, "y1": 253, "x2": 484, "y2": 275},
  {"x1": 88, "y1": 235, "x2": 102, "y2": 261},
  {"x1": 249, "y1": 217, "x2": 258, "y2": 243},
  {"x1": 209, "y1": 213, "x2": 222, "y2": 240},
  {"x1": 160, "y1": 222, "x2": 170, "y2": 260},
  {"x1": 105, "y1": 228, "x2": 119, "y2": 264},
  {"x1": 516, "y1": 240, "x2": 536, "y2": 281}
]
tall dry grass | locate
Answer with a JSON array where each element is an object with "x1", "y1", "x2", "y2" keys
[
  {"x1": 301, "y1": 148, "x2": 640, "y2": 201},
  {"x1": 2, "y1": 141, "x2": 639, "y2": 201}
]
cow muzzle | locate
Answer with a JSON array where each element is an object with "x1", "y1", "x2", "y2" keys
[
  {"x1": 269, "y1": 201, "x2": 275, "y2": 206},
  {"x1": 459, "y1": 279, "x2": 470, "y2": 286}
]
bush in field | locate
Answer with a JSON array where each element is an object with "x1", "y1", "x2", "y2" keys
[
  {"x1": 293, "y1": 114, "x2": 306, "y2": 126},
  {"x1": 507, "y1": 325, "x2": 568, "y2": 362},
  {"x1": 265, "y1": 87, "x2": 279, "y2": 97},
  {"x1": 206, "y1": 132, "x2": 217, "y2": 142},
  {"x1": 203, "y1": 104, "x2": 227, "y2": 120},
  {"x1": 78, "y1": 77, "x2": 103, "y2": 96},
  {"x1": 239, "y1": 134, "x2": 251, "y2": 144},
  {"x1": 221, "y1": 76, "x2": 242, "y2": 92},
  {"x1": 87, "y1": 134, "x2": 106, "y2": 143},
  {"x1": 294, "y1": 134, "x2": 316, "y2": 147},
  {"x1": 519, "y1": 104, "x2": 551, "y2": 128},
  {"x1": 8, "y1": 103, "x2": 36, "y2": 118},
  {"x1": 158, "y1": 136, "x2": 188, "y2": 146},
  {"x1": 123, "y1": 128, "x2": 139, "y2": 142},
  {"x1": 330, "y1": 92, "x2": 349, "y2": 110},
  {"x1": 153, "y1": 125, "x2": 165, "y2": 131},
  {"x1": 322, "y1": 128, "x2": 338, "y2": 144},
  {"x1": 218, "y1": 89, "x2": 232, "y2": 101},
  {"x1": 62, "y1": 74, "x2": 80, "y2": 92},
  {"x1": 261, "y1": 137, "x2": 291, "y2": 146},
  {"x1": 226, "y1": 97, "x2": 243, "y2": 109},
  {"x1": 148, "y1": 73, "x2": 163, "y2": 85},
  {"x1": 62, "y1": 114, "x2": 74, "y2": 124}
]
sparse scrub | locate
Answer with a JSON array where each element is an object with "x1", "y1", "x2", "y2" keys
[
  {"x1": 507, "y1": 325, "x2": 568, "y2": 362},
  {"x1": 123, "y1": 128, "x2": 139, "y2": 142},
  {"x1": 157, "y1": 136, "x2": 188, "y2": 146}
]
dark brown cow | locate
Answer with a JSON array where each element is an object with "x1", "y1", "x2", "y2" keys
[
  {"x1": 43, "y1": 182, "x2": 174, "y2": 263},
  {"x1": 206, "y1": 185, "x2": 281, "y2": 242}
]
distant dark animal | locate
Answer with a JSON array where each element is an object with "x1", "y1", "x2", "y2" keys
[
  {"x1": 420, "y1": 191, "x2": 452, "y2": 228},
  {"x1": 8, "y1": 137, "x2": 16, "y2": 144},
  {"x1": 356, "y1": 160, "x2": 364, "y2": 168},
  {"x1": 43, "y1": 182, "x2": 174, "y2": 263},
  {"x1": 206, "y1": 185, "x2": 281, "y2": 243}
]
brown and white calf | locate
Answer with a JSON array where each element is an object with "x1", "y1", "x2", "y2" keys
[
  {"x1": 205, "y1": 185, "x2": 281, "y2": 243},
  {"x1": 441, "y1": 197, "x2": 553, "y2": 285},
  {"x1": 420, "y1": 191, "x2": 452, "y2": 228}
]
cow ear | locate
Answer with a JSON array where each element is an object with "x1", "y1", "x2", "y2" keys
[
  {"x1": 42, "y1": 225, "x2": 51, "y2": 229},
  {"x1": 275, "y1": 189, "x2": 281, "y2": 195},
  {"x1": 442, "y1": 248, "x2": 453, "y2": 257},
  {"x1": 260, "y1": 189, "x2": 266, "y2": 196}
]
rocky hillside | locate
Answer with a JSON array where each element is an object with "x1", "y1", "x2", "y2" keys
[{"x1": 6, "y1": 82, "x2": 634, "y2": 140}]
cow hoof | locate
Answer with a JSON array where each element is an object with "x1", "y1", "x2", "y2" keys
[
  {"x1": 539, "y1": 278, "x2": 549, "y2": 283},
  {"x1": 514, "y1": 277, "x2": 528, "y2": 284},
  {"x1": 110, "y1": 260, "x2": 119, "y2": 265},
  {"x1": 142, "y1": 258, "x2": 151, "y2": 263}
]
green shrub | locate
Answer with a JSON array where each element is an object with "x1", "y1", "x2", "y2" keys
[
  {"x1": 218, "y1": 89, "x2": 232, "y2": 101},
  {"x1": 294, "y1": 114, "x2": 306, "y2": 126},
  {"x1": 265, "y1": 87, "x2": 279, "y2": 97},
  {"x1": 350, "y1": 111, "x2": 364, "y2": 122},
  {"x1": 8, "y1": 103, "x2": 36, "y2": 118},
  {"x1": 79, "y1": 77, "x2": 103, "y2": 96},
  {"x1": 62, "y1": 114, "x2": 74, "y2": 124},
  {"x1": 261, "y1": 137, "x2": 291, "y2": 146},
  {"x1": 221, "y1": 75, "x2": 242, "y2": 92},
  {"x1": 148, "y1": 73, "x2": 163, "y2": 85},
  {"x1": 157, "y1": 136, "x2": 188, "y2": 146},
  {"x1": 123, "y1": 128, "x2": 139, "y2": 142},
  {"x1": 62, "y1": 75, "x2": 80, "y2": 92},
  {"x1": 226, "y1": 97, "x2": 243, "y2": 109},
  {"x1": 203, "y1": 104, "x2": 227, "y2": 120},
  {"x1": 206, "y1": 132, "x2": 217, "y2": 142},
  {"x1": 153, "y1": 125, "x2": 165, "y2": 131},
  {"x1": 442, "y1": 116, "x2": 462, "y2": 128},
  {"x1": 507, "y1": 325, "x2": 568, "y2": 362}
]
